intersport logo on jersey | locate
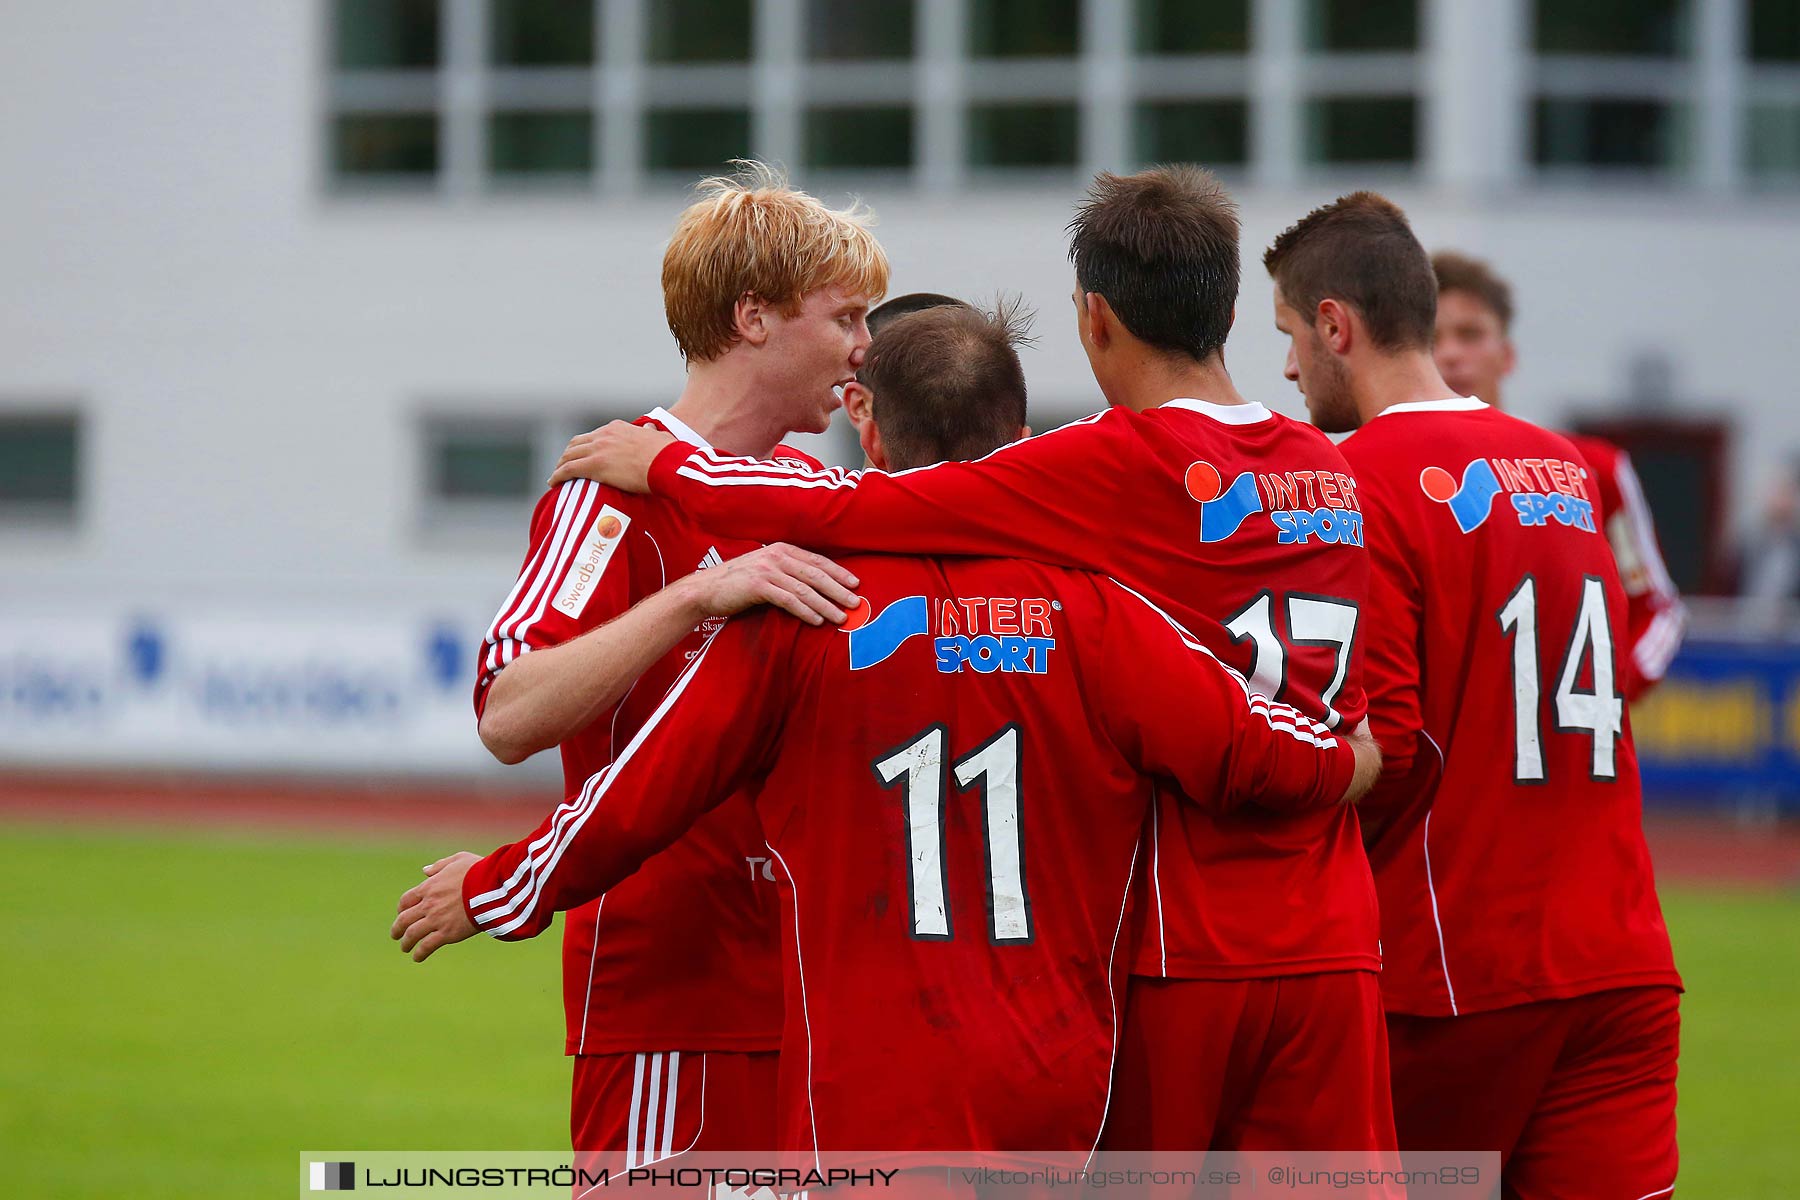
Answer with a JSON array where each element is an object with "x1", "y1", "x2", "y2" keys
[
  {"x1": 842, "y1": 595, "x2": 1058, "y2": 674},
  {"x1": 1185, "y1": 461, "x2": 1364, "y2": 546},
  {"x1": 1420, "y1": 456, "x2": 1596, "y2": 535}
]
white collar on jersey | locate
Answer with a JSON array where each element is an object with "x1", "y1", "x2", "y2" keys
[
  {"x1": 1370, "y1": 396, "x2": 1489, "y2": 419},
  {"x1": 646, "y1": 405, "x2": 715, "y2": 451},
  {"x1": 1162, "y1": 397, "x2": 1274, "y2": 425}
]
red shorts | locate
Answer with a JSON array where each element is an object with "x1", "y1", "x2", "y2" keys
[
  {"x1": 1101, "y1": 971, "x2": 1396, "y2": 1152},
  {"x1": 570, "y1": 1050, "x2": 777, "y2": 1174},
  {"x1": 1386, "y1": 986, "x2": 1680, "y2": 1199}
]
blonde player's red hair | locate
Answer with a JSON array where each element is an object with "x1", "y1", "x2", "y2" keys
[{"x1": 662, "y1": 161, "x2": 890, "y2": 363}]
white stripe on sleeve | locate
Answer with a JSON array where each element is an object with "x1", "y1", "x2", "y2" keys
[
  {"x1": 500, "y1": 481, "x2": 600, "y2": 644},
  {"x1": 1634, "y1": 604, "x2": 1688, "y2": 683},
  {"x1": 486, "y1": 482, "x2": 579, "y2": 642},
  {"x1": 1103, "y1": 576, "x2": 1338, "y2": 748},
  {"x1": 469, "y1": 633, "x2": 720, "y2": 935},
  {"x1": 670, "y1": 409, "x2": 1112, "y2": 493}
]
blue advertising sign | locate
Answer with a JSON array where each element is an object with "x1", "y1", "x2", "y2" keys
[{"x1": 1632, "y1": 639, "x2": 1800, "y2": 809}]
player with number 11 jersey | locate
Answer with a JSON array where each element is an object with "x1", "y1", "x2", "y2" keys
[
  {"x1": 460, "y1": 554, "x2": 1363, "y2": 1158},
  {"x1": 642, "y1": 397, "x2": 1378, "y2": 987}
]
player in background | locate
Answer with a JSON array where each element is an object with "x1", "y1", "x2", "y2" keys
[
  {"x1": 543, "y1": 167, "x2": 1392, "y2": 1155},
  {"x1": 469, "y1": 163, "x2": 885, "y2": 1164},
  {"x1": 1265, "y1": 193, "x2": 1681, "y2": 1198},
  {"x1": 840, "y1": 292, "x2": 973, "y2": 465},
  {"x1": 1432, "y1": 250, "x2": 1686, "y2": 699},
  {"x1": 395, "y1": 302, "x2": 1382, "y2": 1165}
]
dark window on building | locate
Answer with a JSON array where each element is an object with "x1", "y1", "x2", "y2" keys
[
  {"x1": 968, "y1": 103, "x2": 1080, "y2": 167},
  {"x1": 1308, "y1": 0, "x2": 1419, "y2": 51},
  {"x1": 1136, "y1": 100, "x2": 1249, "y2": 165},
  {"x1": 806, "y1": 106, "x2": 915, "y2": 169},
  {"x1": 1138, "y1": 0, "x2": 1249, "y2": 54},
  {"x1": 645, "y1": 108, "x2": 753, "y2": 171},
  {"x1": 333, "y1": 113, "x2": 440, "y2": 177},
  {"x1": 334, "y1": 0, "x2": 441, "y2": 69},
  {"x1": 426, "y1": 423, "x2": 537, "y2": 501},
  {"x1": 1749, "y1": 0, "x2": 1800, "y2": 62},
  {"x1": 489, "y1": 111, "x2": 594, "y2": 174},
  {"x1": 1306, "y1": 96, "x2": 1418, "y2": 163},
  {"x1": 648, "y1": 0, "x2": 754, "y2": 62},
  {"x1": 1534, "y1": 0, "x2": 1690, "y2": 56},
  {"x1": 806, "y1": 0, "x2": 915, "y2": 59},
  {"x1": 1534, "y1": 99, "x2": 1684, "y2": 169},
  {"x1": 0, "y1": 413, "x2": 80, "y2": 516},
  {"x1": 489, "y1": 0, "x2": 595, "y2": 66},
  {"x1": 969, "y1": 0, "x2": 1080, "y2": 57}
]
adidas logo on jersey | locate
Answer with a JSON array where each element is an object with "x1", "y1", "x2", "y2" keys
[
  {"x1": 842, "y1": 594, "x2": 1058, "y2": 675},
  {"x1": 696, "y1": 546, "x2": 724, "y2": 571}
]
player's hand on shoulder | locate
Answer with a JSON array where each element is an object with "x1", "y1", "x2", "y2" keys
[
  {"x1": 548, "y1": 420, "x2": 675, "y2": 493},
  {"x1": 684, "y1": 543, "x2": 861, "y2": 627},
  {"x1": 1343, "y1": 718, "x2": 1383, "y2": 805},
  {"x1": 391, "y1": 852, "x2": 482, "y2": 962}
]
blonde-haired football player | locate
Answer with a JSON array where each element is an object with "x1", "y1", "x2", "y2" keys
[{"x1": 395, "y1": 163, "x2": 886, "y2": 1166}]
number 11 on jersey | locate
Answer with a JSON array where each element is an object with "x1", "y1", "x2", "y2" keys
[{"x1": 873, "y1": 725, "x2": 1032, "y2": 945}]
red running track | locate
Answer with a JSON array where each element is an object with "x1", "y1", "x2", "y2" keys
[{"x1": 1, "y1": 771, "x2": 1796, "y2": 888}]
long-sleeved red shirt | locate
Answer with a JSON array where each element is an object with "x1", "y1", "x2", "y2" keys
[
  {"x1": 636, "y1": 398, "x2": 1379, "y2": 980},
  {"x1": 475, "y1": 407, "x2": 818, "y2": 1055},
  {"x1": 463, "y1": 555, "x2": 1356, "y2": 1154},
  {"x1": 1341, "y1": 398, "x2": 1680, "y2": 1017},
  {"x1": 1561, "y1": 433, "x2": 1687, "y2": 700}
]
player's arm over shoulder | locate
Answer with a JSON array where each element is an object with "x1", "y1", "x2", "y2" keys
[
  {"x1": 462, "y1": 608, "x2": 799, "y2": 939},
  {"x1": 649, "y1": 408, "x2": 1135, "y2": 567},
  {"x1": 1091, "y1": 578, "x2": 1364, "y2": 812}
]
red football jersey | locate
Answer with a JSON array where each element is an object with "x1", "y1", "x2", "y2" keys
[
  {"x1": 476, "y1": 408, "x2": 818, "y2": 1056},
  {"x1": 463, "y1": 555, "x2": 1357, "y2": 1155},
  {"x1": 643, "y1": 398, "x2": 1378, "y2": 980},
  {"x1": 1340, "y1": 398, "x2": 1681, "y2": 1017},
  {"x1": 1560, "y1": 433, "x2": 1686, "y2": 700}
]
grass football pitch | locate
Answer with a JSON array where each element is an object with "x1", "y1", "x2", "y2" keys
[{"x1": 1, "y1": 824, "x2": 1795, "y2": 1198}]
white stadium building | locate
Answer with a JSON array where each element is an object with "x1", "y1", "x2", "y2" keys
[{"x1": 3, "y1": 0, "x2": 1798, "y2": 776}]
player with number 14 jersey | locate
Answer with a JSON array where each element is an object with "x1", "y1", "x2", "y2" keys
[{"x1": 1343, "y1": 398, "x2": 1680, "y2": 1016}]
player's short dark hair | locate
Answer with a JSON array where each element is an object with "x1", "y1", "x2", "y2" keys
[
  {"x1": 861, "y1": 300, "x2": 1032, "y2": 469},
  {"x1": 868, "y1": 292, "x2": 969, "y2": 336},
  {"x1": 1066, "y1": 165, "x2": 1239, "y2": 363},
  {"x1": 1263, "y1": 191, "x2": 1438, "y2": 352},
  {"x1": 1431, "y1": 251, "x2": 1514, "y2": 332}
]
